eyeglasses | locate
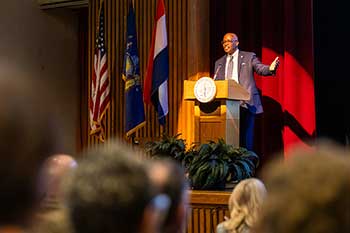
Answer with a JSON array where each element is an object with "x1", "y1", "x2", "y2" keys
[{"x1": 221, "y1": 39, "x2": 237, "y2": 45}]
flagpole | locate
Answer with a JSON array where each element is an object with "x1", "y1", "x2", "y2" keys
[
  {"x1": 160, "y1": 124, "x2": 167, "y2": 137},
  {"x1": 98, "y1": 0, "x2": 103, "y2": 14}
]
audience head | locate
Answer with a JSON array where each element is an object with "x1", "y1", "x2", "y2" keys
[
  {"x1": 67, "y1": 141, "x2": 169, "y2": 233},
  {"x1": 146, "y1": 158, "x2": 189, "y2": 233},
  {"x1": 32, "y1": 208, "x2": 74, "y2": 233},
  {"x1": 256, "y1": 141, "x2": 350, "y2": 233},
  {"x1": 0, "y1": 78, "x2": 56, "y2": 226},
  {"x1": 218, "y1": 178, "x2": 267, "y2": 233},
  {"x1": 37, "y1": 154, "x2": 77, "y2": 210}
]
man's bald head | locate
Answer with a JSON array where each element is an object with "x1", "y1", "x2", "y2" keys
[
  {"x1": 222, "y1": 32, "x2": 239, "y2": 54},
  {"x1": 38, "y1": 154, "x2": 77, "y2": 209},
  {"x1": 146, "y1": 158, "x2": 189, "y2": 233}
]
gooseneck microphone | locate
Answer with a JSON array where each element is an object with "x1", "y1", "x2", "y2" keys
[{"x1": 213, "y1": 64, "x2": 222, "y2": 80}]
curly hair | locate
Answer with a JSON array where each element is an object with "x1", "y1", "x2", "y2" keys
[{"x1": 221, "y1": 178, "x2": 267, "y2": 233}]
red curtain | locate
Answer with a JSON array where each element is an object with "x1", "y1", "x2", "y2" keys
[{"x1": 210, "y1": 0, "x2": 315, "y2": 164}]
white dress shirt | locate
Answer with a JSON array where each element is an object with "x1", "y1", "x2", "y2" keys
[{"x1": 225, "y1": 49, "x2": 239, "y2": 83}]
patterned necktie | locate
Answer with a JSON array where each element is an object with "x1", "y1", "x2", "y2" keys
[{"x1": 227, "y1": 55, "x2": 233, "y2": 79}]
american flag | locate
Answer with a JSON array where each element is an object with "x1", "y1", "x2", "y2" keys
[{"x1": 89, "y1": 1, "x2": 110, "y2": 142}]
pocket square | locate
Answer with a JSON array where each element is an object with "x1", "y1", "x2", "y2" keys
[{"x1": 241, "y1": 63, "x2": 246, "y2": 65}]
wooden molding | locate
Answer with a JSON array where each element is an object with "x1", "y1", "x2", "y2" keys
[
  {"x1": 189, "y1": 190, "x2": 231, "y2": 205},
  {"x1": 38, "y1": 0, "x2": 88, "y2": 9}
]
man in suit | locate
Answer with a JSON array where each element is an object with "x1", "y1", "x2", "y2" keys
[{"x1": 214, "y1": 32, "x2": 280, "y2": 151}]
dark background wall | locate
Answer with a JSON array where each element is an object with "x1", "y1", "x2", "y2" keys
[{"x1": 314, "y1": 1, "x2": 350, "y2": 145}]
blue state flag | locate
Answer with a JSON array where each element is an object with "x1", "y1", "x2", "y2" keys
[{"x1": 123, "y1": 2, "x2": 145, "y2": 136}]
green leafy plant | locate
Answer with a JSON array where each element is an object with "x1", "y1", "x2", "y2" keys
[
  {"x1": 144, "y1": 133, "x2": 187, "y2": 163},
  {"x1": 145, "y1": 135, "x2": 259, "y2": 190},
  {"x1": 187, "y1": 141, "x2": 228, "y2": 190},
  {"x1": 187, "y1": 139, "x2": 259, "y2": 190}
]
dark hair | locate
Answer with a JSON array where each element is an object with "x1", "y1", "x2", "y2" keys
[
  {"x1": 67, "y1": 143, "x2": 154, "y2": 233},
  {"x1": 0, "y1": 78, "x2": 56, "y2": 225},
  {"x1": 256, "y1": 142, "x2": 350, "y2": 233},
  {"x1": 147, "y1": 158, "x2": 188, "y2": 232}
]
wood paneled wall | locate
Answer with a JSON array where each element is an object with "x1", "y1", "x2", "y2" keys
[{"x1": 85, "y1": 0, "x2": 210, "y2": 148}]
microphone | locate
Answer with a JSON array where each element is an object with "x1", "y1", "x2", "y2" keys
[{"x1": 213, "y1": 64, "x2": 222, "y2": 80}]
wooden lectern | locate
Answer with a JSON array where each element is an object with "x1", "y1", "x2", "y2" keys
[{"x1": 184, "y1": 80, "x2": 250, "y2": 146}]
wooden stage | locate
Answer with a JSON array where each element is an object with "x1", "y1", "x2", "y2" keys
[{"x1": 186, "y1": 190, "x2": 231, "y2": 233}]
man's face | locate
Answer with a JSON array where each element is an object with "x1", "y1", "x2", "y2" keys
[{"x1": 222, "y1": 34, "x2": 239, "y2": 54}]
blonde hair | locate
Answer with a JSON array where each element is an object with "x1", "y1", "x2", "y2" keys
[{"x1": 222, "y1": 178, "x2": 267, "y2": 233}]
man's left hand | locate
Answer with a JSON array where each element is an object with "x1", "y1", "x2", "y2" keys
[{"x1": 269, "y1": 56, "x2": 280, "y2": 73}]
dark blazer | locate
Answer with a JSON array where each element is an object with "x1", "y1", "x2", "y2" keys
[{"x1": 214, "y1": 50, "x2": 273, "y2": 114}]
